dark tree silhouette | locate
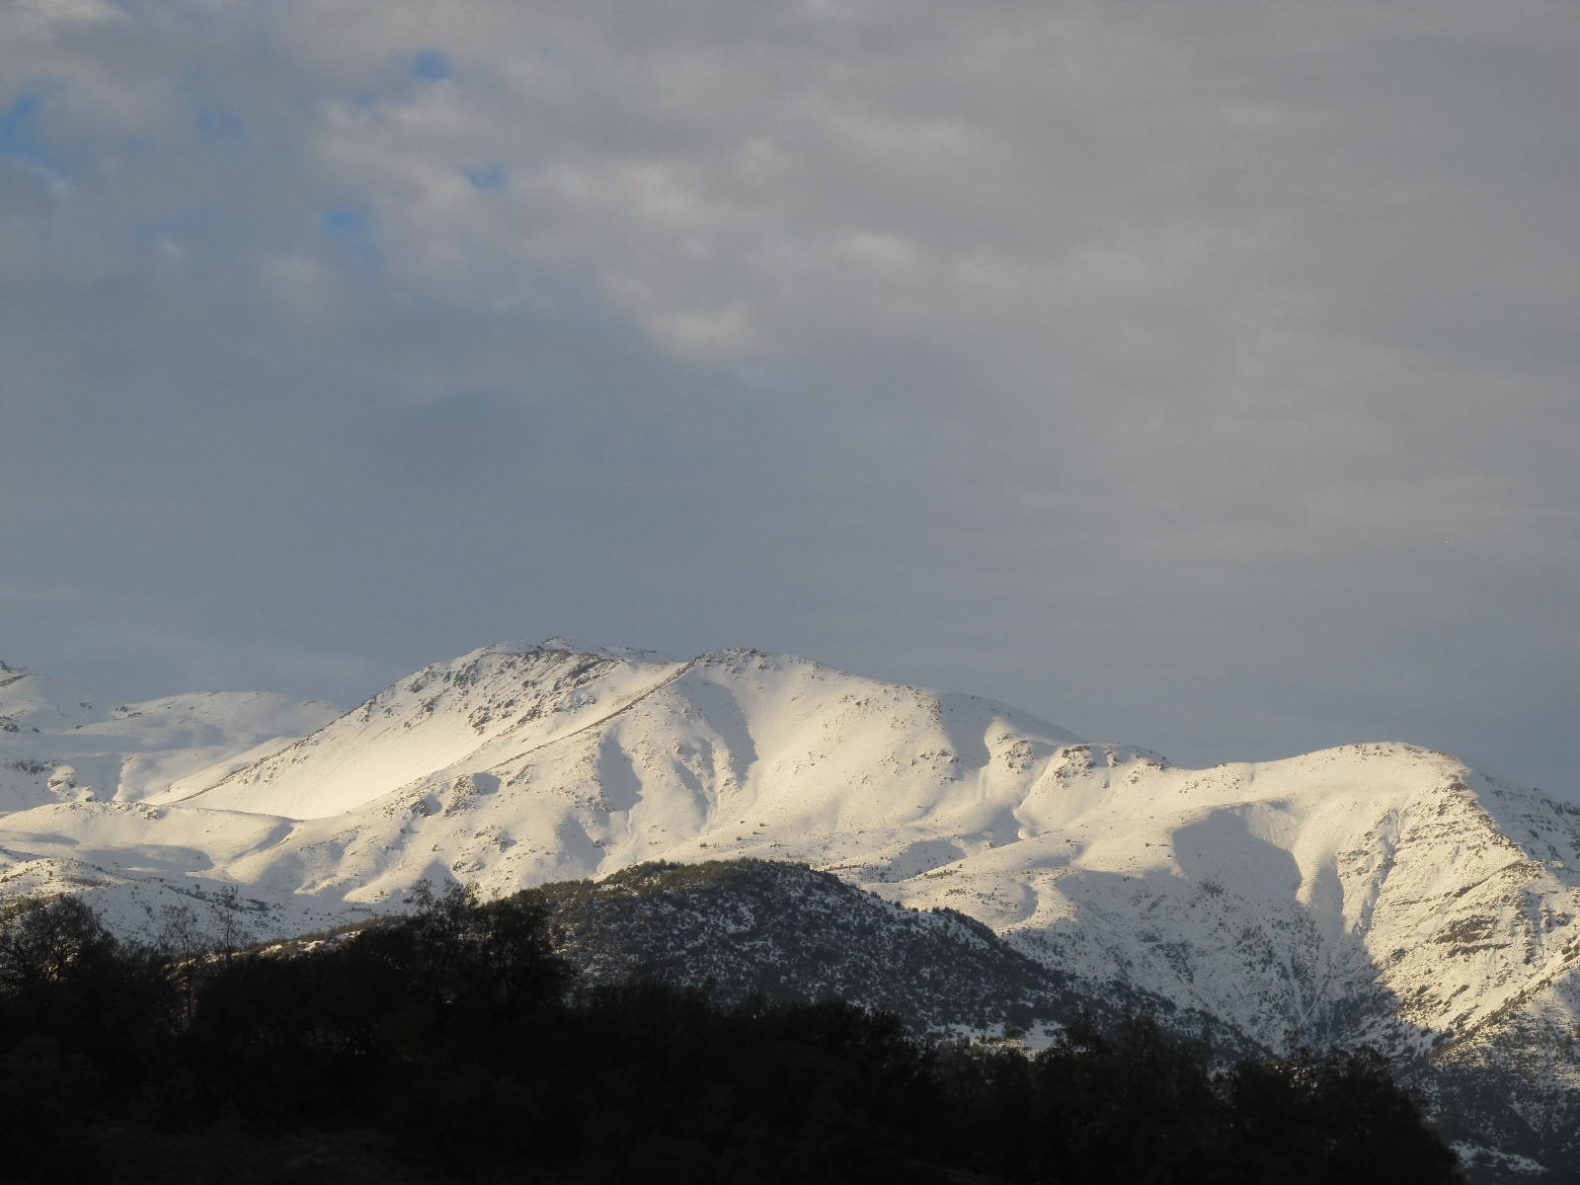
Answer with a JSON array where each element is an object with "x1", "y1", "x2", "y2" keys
[{"x1": 0, "y1": 889, "x2": 1465, "y2": 1184}]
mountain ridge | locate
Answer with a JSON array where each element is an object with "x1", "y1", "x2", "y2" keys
[{"x1": 1, "y1": 637, "x2": 1577, "y2": 1178}]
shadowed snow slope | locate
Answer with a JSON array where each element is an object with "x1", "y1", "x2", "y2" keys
[{"x1": 2, "y1": 641, "x2": 1578, "y2": 1176}]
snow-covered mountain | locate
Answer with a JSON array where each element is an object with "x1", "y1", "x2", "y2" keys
[
  {"x1": 1, "y1": 639, "x2": 1577, "y2": 1177},
  {"x1": 0, "y1": 657, "x2": 338, "y2": 807},
  {"x1": 0, "y1": 657, "x2": 351, "y2": 936}
]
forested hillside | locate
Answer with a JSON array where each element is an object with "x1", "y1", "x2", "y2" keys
[{"x1": 0, "y1": 884, "x2": 1458, "y2": 1184}]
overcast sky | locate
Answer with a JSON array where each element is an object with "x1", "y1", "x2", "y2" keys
[{"x1": 3, "y1": 0, "x2": 1578, "y2": 797}]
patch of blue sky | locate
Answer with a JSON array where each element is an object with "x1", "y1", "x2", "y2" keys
[
  {"x1": 320, "y1": 205, "x2": 383, "y2": 270},
  {"x1": 409, "y1": 49, "x2": 453, "y2": 83},
  {"x1": 1, "y1": 90, "x2": 48, "y2": 163},
  {"x1": 464, "y1": 164, "x2": 508, "y2": 191},
  {"x1": 0, "y1": 87, "x2": 67, "y2": 180},
  {"x1": 0, "y1": 91, "x2": 42, "y2": 144}
]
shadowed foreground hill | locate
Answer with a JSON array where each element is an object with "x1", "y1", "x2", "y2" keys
[
  {"x1": 534, "y1": 859, "x2": 1254, "y2": 1052},
  {"x1": 0, "y1": 884, "x2": 1459, "y2": 1184}
]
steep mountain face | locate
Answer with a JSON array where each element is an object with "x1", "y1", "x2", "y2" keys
[
  {"x1": 153, "y1": 638, "x2": 1087, "y2": 902},
  {"x1": 156, "y1": 641, "x2": 688, "y2": 819},
  {"x1": 0, "y1": 639, "x2": 1576, "y2": 1177}
]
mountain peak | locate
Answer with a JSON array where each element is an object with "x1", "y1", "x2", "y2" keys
[{"x1": 470, "y1": 636, "x2": 678, "y2": 664}]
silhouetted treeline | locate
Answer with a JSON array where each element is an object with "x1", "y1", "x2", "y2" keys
[{"x1": 0, "y1": 889, "x2": 1461, "y2": 1184}]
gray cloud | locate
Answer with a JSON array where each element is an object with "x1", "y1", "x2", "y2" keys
[{"x1": 3, "y1": 0, "x2": 1577, "y2": 797}]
